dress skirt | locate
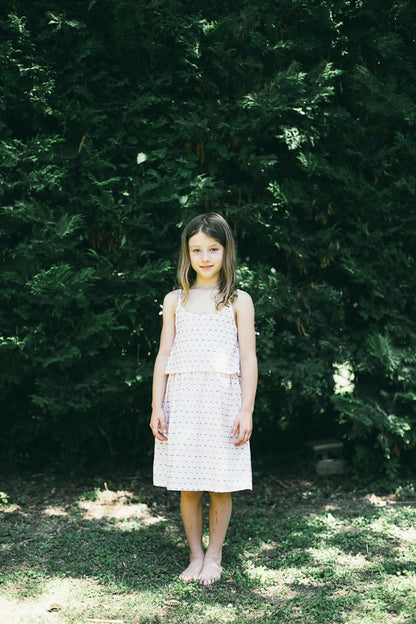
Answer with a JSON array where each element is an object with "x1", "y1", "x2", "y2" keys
[{"x1": 153, "y1": 371, "x2": 252, "y2": 492}]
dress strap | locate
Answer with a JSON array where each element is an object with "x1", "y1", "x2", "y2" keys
[
  {"x1": 176, "y1": 289, "x2": 185, "y2": 309},
  {"x1": 227, "y1": 299, "x2": 236, "y2": 320}
]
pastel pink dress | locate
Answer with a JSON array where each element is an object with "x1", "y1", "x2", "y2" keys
[{"x1": 153, "y1": 291, "x2": 252, "y2": 492}]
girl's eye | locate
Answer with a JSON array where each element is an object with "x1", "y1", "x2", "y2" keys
[{"x1": 210, "y1": 248, "x2": 219, "y2": 252}]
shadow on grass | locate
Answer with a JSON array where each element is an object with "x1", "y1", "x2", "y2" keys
[
  {"x1": 0, "y1": 473, "x2": 416, "y2": 623},
  {"x1": 1, "y1": 485, "x2": 183, "y2": 593}
]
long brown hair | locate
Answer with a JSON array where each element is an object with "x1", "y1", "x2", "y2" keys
[{"x1": 177, "y1": 213, "x2": 238, "y2": 308}]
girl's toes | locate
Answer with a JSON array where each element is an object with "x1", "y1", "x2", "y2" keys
[
  {"x1": 179, "y1": 558, "x2": 204, "y2": 581},
  {"x1": 199, "y1": 561, "x2": 222, "y2": 586}
]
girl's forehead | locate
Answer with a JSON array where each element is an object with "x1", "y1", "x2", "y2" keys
[{"x1": 188, "y1": 231, "x2": 222, "y2": 247}]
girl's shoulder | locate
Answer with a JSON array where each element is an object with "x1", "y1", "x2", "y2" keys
[
  {"x1": 163, "y1": 289, "x2": 181, "y2": 311},
  {"x1": 233, "y1": 289, "x2": 255, "y2": 314},
  {"x1": 234, "y1": 289, "x2": 254, "y2": 305}
]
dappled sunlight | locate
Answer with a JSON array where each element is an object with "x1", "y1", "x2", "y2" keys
[
  {"x1": 245, "y1": 559, "x2": 303, "y2": 587},
  {"x1": 192, "y1": 602, "x2": 239, "y2": 622},
  {"x1": 335, "y1": 552, "x2": 370, "y2": 570},
  {"x1": 0, "y1": 594, "x2": 59, "y2": 624},
  {"x1": 365, "y1": 493, "x2": 390, "y2": 507},
  {"x1": 370, "y1": 518, "x2": 416, "y2": 558},
  {"x1": 369, "y1": 515, "x2": 416, "y2": 543},
  {"x1": 0, "y1": 503, "x2": 20, "y2": 515},
  {"x1": 258, "y1": 541, "x2": 277, "y2": 553},
  {"x1": 253, "y1": 580, "x2": 299, "y2": 603},
  {"x1": 77, "y1": 489, "x2": 166, "y2": 526},
  {"x1": 390, "y1": 525, "x2": 416, "y2": 543},
  {"x1": 2, "y1": 475, "x2": 416, "y2": 623},
  {"x1": 340, "y1": 573, "x2": 416, "y2": 624},
  {"x1": 3, "y1": 487, "x2": 167, "y2": 526},
  {"x1": 0, "y1": 577, "x2": 167, "y2": 624},
  {"x1": 0, "y1": 577, "x2": 100, "y2": 623},
  {"x1": 42, "y1": 505, "x2": 68, "y2": 517},
  {"x1": 244, "y1": 560, "x2": 284, "y2": 585},
  {"x1": 307, "y1": 546, "x2": 370, "y2": 571}
]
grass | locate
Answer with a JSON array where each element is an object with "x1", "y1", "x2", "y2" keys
[{"x1": 1, "y1": 469, "x2": 416, "y2": 624}]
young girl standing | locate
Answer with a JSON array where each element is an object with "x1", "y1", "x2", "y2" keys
[{"x1": 150, "y1": 213, "x2": 257, "y2": 586}]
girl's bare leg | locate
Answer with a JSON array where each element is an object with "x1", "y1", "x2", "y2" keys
[
  {"x1": 200, "y1": 492, "x2": 232, "y2": 586},
  {"x1": 179, "y1": 491, "x2": 205, "y2": 581}
]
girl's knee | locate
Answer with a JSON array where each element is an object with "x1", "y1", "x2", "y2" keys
[
  {"x1": 209, "y1": 491, "x2": 232, "y2": 502},
  {"x1": 181, "y1": 490, "x2": 203, "y2": 501}
]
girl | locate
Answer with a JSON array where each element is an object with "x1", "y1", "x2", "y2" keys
[{"x1": 150, "y1": 213, "x2": 257, "y2": 586}]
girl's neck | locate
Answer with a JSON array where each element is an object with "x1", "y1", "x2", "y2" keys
[
  {"x1": 192, "y1": 278, "x2": 219, "y2": 291},
  {"x1": 184, "y1": 283, "x2": 220, "y2": 314}
]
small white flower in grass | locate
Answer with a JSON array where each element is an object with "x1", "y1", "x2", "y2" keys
[{"x1": 137, "y1": 152, "x2": 147, "y2": 165}]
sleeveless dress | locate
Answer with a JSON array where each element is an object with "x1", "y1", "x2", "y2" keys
[{"x1": 153, "y1": 291, "x2": 252, "y2": 492}]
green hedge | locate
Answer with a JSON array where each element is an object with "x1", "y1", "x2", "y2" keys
[{"x1": 1, "y1": 0, "x2": 415, "y2": 476}]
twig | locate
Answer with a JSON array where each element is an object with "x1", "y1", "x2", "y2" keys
[{"x1": 270, "y1": 477, "x2": 291, "y2": 489}]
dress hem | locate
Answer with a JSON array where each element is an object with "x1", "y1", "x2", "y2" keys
[{"x1": 153, "y1": 482, "x2": 253, "y2": 493}]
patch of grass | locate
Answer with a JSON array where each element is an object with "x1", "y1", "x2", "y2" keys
[
  {"x1": 395, "y1": 482, "x2": 416, "y2": 500},
  {"x1": 78, "y1": 487, "x2": 102, "y2": 502},
  {"x1": 0, "y1": 473, "x2": 416, "y2": 623},
  {"x1": 0, "y1": 491, "x2": 9, "y2": 505}
]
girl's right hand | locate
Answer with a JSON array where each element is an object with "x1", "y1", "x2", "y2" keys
[{"x1": 150, "y1": 407, "x2": 168, "y2": 441}]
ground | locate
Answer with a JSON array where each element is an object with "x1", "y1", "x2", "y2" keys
[{"x1": 1, "y1": 468, "x2": 416, "y2": 624}]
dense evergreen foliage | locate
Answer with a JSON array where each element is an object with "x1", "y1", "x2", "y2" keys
[{"x1": 1, "y1": 0, "x2": 415, "y2": 476}]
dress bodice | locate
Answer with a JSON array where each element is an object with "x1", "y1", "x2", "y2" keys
[{"x1": 165, "y1": 292, "x2": 240, "y2": 375}]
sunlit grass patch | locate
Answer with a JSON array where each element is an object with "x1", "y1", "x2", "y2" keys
[
  {"x1": 342, "y1": 574, "x2": 416, "y2": 624},
  {"x1": 76, "y1": 487, "x2": 166, "y2": 527},
  {"x1": 1, "y1": 475, "x2": 416, "y2": 624},
  {"x1": 1, "y1": 577, "x2": 170, "y2": 624}
]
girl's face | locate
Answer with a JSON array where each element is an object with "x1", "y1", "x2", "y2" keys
[{"x1": 188, "y1": 231, "x2": 224, "y2": 284}]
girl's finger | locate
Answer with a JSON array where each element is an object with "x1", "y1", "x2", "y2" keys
[
  {"x1": 150, "y1": 420, "x2": 168, "y2": 441},
  {"x1": 157, "y1": 422, "x2": 168, "y2": 439},
  {"x1": 234, "y1": 430, "x2": 251, "y2": 446},
  {"x1": 234, "y1": 434, "x2": 245, "y2": 446}
]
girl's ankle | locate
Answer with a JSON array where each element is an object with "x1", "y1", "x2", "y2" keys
[{"x1": 204, "y1": 550, "x2": 222, "y2": 564}]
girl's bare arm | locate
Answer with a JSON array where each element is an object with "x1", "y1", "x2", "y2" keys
[
  {"x1": 232, "y1": 290, "x2": 257, "y2": 446},
  {"x1": 150, "y1": 291, "x2": 177, "y2": 441}
]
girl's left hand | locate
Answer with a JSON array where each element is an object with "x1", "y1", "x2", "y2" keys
[{"x1": 231, "y1": 409, "x2": 253, "y2": 447}]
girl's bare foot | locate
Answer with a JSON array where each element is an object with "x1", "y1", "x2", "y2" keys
[
  {"x1": 179, "y1": 556, "x2": 204, "y2": 581},
  {"x1": 199, "y1": 559, "x2": 223, "y2": 586}
]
